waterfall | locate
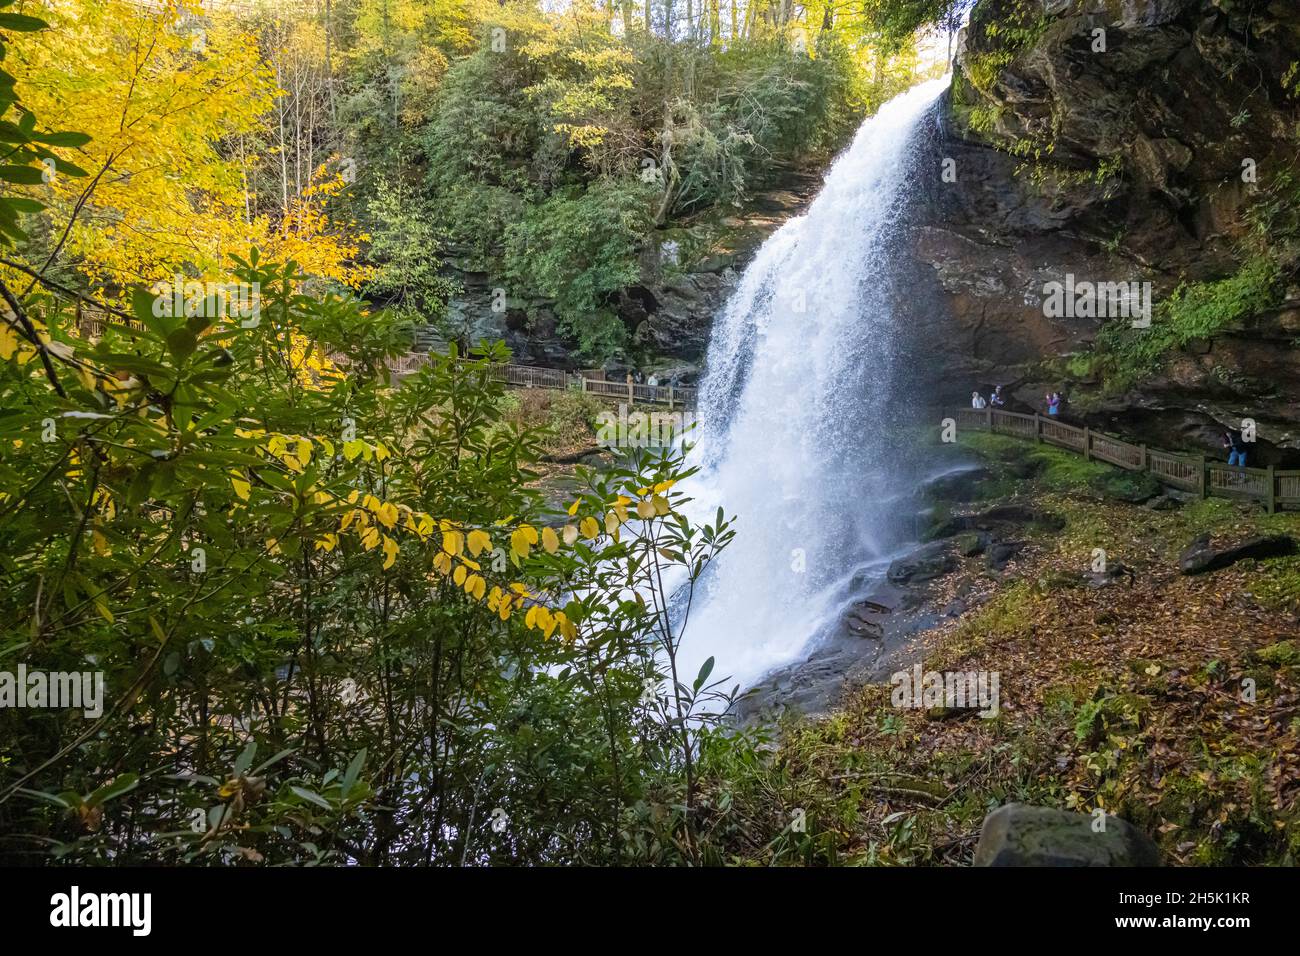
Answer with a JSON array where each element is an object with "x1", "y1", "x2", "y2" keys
[{"x1": 677, "y1": 77, "x2": 950, "y2": 694}]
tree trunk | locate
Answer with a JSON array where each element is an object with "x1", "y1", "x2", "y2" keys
[{"x1": 325, "y1": 0, "x2": 336, "y2": 124}]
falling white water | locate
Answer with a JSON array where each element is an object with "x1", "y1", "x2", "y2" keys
[{"x1": 676, "y1": 77, "x2": 950, "y2": 693}]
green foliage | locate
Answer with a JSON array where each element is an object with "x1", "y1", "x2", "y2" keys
[
  {"x1": 1092, "y1": 257, "x2": 1281, "y2": 390},
  {"x1": 851, "y1": 0, "x2": 970, "y2": 54},
  {"x1": 1255, "y1": 639, "x2": 1300, "y2": 667},
  {"x1": 949, "y1": 580, "x2": 1034, "y2": 650},
  {"x1": 363, "y1": 175, "x2": 458, "y2": 328},
  {"x1": 503, "y1": 177, "x2": 655, "y2": 360},
  {"x1": 0, "y1": 0, "x2": 1008, "y2": 869},
  {"x1": 959, "y1": 430, "x2": 1161, "y2": 502},
  {"x1": 389, "y1": 6, "x2": 933, "y2": 362},
  {"x1": 1252, "y1": 558, "x2": 1300, "y2": 615},
  {"x1": 0, "y1": 236, "x2": 751, "y2": 864},
  {"x1": 967, "y1": 101, "x2": 1004, "y2": 136},
  {"x1": 657, "y1": 36, "x2": 884, "y2": 215},
  {"x1": 963, "y1": 0, "x2": 1046, "y2": 96},
  {"x1": 545, "y1": 387, "x2": 603, "y2": 440}
]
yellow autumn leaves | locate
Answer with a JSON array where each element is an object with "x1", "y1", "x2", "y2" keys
[
  {"x1": 13, "y1": 0, "x2": 370, "y2": 299},
  {"x1": 467, "y1": 528, "x2": 492, "y2": 556},
  {"x1": 0, "y1": 322, "x2": 27, "y2": 363},
  {"x1": 285, "y1": 333, "x2": 346, "y2": 392},
  {"x1": 1, "y1": 318, "x2": 70, "y2": 369},
  {"x1": 554, "y1": 481, "x2": 675, "y2": 545},
  {"x1": 433, "y1": 517, "x2": 574, "y2": 640},
  {"x1": 225, "y1": 424, "x2": 675, "y2": 643}
]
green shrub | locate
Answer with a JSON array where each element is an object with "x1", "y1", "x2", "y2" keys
[{"x1": 546, "y1": 388, "x2": 604, "y2": 441}]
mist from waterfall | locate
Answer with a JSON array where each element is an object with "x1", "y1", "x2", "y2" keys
[{"x1": 676, "y1": 76, "x2": 950, "y2": 694}]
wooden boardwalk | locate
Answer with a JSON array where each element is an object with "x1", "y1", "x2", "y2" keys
[{"x1": 956, "y1": 407, "x2": 1300, "y2": 514}]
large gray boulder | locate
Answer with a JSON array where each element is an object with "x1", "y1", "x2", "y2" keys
[{"x1": 973, "y1": 803, "x2": 1160, "y2": 867}]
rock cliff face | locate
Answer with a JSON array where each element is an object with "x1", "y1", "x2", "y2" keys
[{"x1": 908, "y1": 0, "x2": 1300, "y2": 463}]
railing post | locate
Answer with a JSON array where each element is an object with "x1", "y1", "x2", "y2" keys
[
  {"x1": 1033, "y1": 413, "x2": 1041, "y2": 443},
  {"x1": 1083, "y1": 426, "x2": 1091, "y2": 461},
  {"x1": 1140, "y1": 443, "x2": 1147, "y2": 472},
  {"x1": 986, "y1": 407, "x2": 993, "y2": 432},
  {"x1": 668, "y1": 386, "x2": 675, "y2": 410},
  {"x1": 581, "y1": 377, "x2": 588, "y2": 394},
  {"x1": 1199, "y1": 456, "x2": 1208, "y2": 498},
  {"x1": 1267, "y1": 465, "x2": 1276, "y2": 514}
]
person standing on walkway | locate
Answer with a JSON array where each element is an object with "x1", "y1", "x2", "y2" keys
[
  {"x1": 1222, "y1": 428, "x2": 1248, "y2": 467},
  {"x1": 972, "y1": 390, "x2": 987, "y2": 409},
  {"x1": 1046, "y1": 392, "x2": 1061, "y2": 417}
]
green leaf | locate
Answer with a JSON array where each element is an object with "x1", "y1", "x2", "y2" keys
[
  {"x1": 290, "y1": 785, "x2": 333, "y2": 811},
  {"x1": 132, "y1": 284, "x2": 175, "y2": 338},
  {"x1": 17, "y1": 787, "x2": 75, "y2": 809},
  {"x1": 0, "y1": 13, "x2": 50, "y2": 31},
  {"x1": 233, "y1": 740, "x2": 257, "y2": 777},
  {"x1": 85, "y1": 773, "x2": 139, "y2": 809},
  {"x1": 51, "y1": 156, "x2": 88, "y2": 177},
  {"x1": 124, "y1": 466, "x2": 154, "y2": 506},
  {"x1": 341, "y1": 748, "x2": 366, "y2": 795},
  {"x1": 693, "y1": 656, "x2": 715, "y2": 692},
  {"x1": 251, "y1": 747, "x2": 295, "y2": 776},
  {"x1": 0, "y1": 163, "x2": 44, "y2": 184},
  {"x1": 0, "y1": 120, "x2": 27, "y2": 143},
  {"x1": 166, "y1": 326, "x2": 197, "y2": 359},
  {"x1": 31, "y1": 130, "x2": 90, "y2": 148}
]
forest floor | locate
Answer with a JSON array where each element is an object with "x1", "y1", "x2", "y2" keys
[{"x1": 708, "y1": 433, "x2": 1300, "y2": 865}]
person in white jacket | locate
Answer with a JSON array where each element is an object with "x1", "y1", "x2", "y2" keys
[{"x1": 971, "y1": 391, "x2": 987, "y2": 409}]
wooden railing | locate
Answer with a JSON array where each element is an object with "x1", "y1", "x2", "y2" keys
[
  {"x1": 71, "y1": 312, "x2": 146, "y2": 338},
  {"x1": 954, "y1": 407, "x2": 1298, "y2": 513},
  {"x1": 485, "y1": 363, "x2": 696, "y2": 408},
  {"x1": 68, "y1": 308, "x2": 697, "y2": 408}
]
